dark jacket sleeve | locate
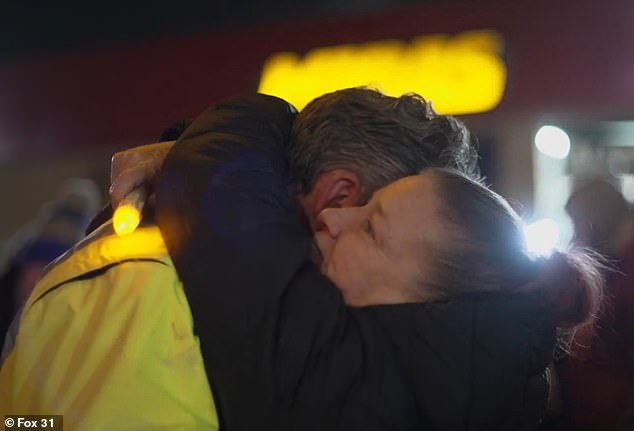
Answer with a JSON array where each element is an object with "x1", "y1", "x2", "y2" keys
[{"x1": 155, "y1": 94, "x2": 353, "y2": 430}]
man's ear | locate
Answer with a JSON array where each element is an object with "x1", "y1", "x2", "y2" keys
[{"x1": 311, "y1": 170, "x2": 362, "y2": 215}]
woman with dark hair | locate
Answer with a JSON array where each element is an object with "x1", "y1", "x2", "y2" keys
[{"x1": 312, "y1": 166, "x2": 602, "y2": 331}]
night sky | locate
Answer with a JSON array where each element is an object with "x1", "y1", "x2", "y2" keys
[{"x1": 1, "y1": 0, "x2": 447, "y2": 63}]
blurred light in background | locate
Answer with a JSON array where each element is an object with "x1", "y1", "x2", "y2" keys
[
  {"x1": 258, "y1": 30, "x2": 506, "y2": 114},
  {"x1": 533, "y1": 128, "x2": 572, "y2": 250},
  {"x1": 534, "y1": 125, "x2": 571, "y2": 159},
  {"x1": 524, "y1": 218, "x2": 560, "y2": 256},
  {"x1": 621, "y1": 175, "x2": 634, "y2": 203}
]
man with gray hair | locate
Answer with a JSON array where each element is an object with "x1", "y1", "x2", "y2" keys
[{"x1": 288, "y1": 88, "x2": 477, "y2": 231}]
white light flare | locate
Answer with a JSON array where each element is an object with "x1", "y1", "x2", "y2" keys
[
  {"x1": 535, "y1": 125, "x2": 571, "y2": 159},
  {"x1": 524, "y1": 218, "x2": 560, "y2": 256}
]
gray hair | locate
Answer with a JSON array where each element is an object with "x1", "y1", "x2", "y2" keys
[{"x1": 290, "y1": 87, "x2": 479, "y2": 200}]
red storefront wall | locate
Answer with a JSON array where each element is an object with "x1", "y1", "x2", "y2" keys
[{"x1": 0, "y1": 0, "x2": 632, "y2": 157}]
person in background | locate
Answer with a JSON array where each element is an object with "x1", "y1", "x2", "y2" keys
[
  {"x1": 546, "y1": 179, "x2": 634, "y2": 431},
  {"x1": 0, "y1": 178, "x2": 100, "y2": 348}
]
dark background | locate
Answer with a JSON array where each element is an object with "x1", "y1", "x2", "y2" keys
[
  {"x1": 1, "y1": 0, "x2": 633, "y2": 244},
  {"x1": 1, "y1": 1, "x2": 453, "y2": 63}
]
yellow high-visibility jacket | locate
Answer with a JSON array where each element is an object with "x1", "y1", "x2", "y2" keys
[{"x1": 0, "y1": 223, "x2": 218, "y2": 430}]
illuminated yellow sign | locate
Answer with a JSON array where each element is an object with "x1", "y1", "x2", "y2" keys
[{"x1": 258, "y1": 30, "x2": 506, "y2": 114}]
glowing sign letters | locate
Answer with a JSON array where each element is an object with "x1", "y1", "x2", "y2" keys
[{"x1": 258, "y1": 30, "x2": 506, "y2": 114}]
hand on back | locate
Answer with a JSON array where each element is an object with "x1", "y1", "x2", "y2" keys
[{"x1": 110, "y1": 140, "x2": 175, "y2": 208}]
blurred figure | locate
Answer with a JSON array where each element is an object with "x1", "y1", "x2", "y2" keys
[
  {"x1": 566, "y1": 179, "x2": 634, "y2": 253},
  {"x1": 0, "y1": 178, "x2": 101, "y2": 347},
  {"x1": 551, "y1": 179, "x2": 634, "y2": 431}
]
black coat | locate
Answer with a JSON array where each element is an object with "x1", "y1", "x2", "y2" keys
[{"x1": 155, "y1": 94, "x2": 556, "y2": 431}]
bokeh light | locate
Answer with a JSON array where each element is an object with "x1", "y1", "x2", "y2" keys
[{"x1": 535, "y1": 125, "x2": 571, "y2": 159}]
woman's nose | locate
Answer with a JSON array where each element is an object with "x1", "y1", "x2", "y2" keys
[{"x1": 316, "y1": 207, "x2": 361, "y2": 238}]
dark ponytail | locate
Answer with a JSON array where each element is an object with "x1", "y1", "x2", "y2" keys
[
  {"x1": 427, "y1": 167, "x2": 605, "y2": 331},
  {"x1": 520, "y1": 249, "x2": 605, "y2": 328}
]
